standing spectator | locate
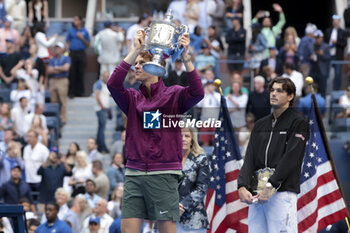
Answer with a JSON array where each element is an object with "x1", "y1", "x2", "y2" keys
[
  {"x1": 204, "y1": 25, "x2": 223, "y2": 76},
  {"x1": 282, "y1": 63, "x2": 304, "y2": 99},
  {"x1": 249, "y1": 23, "x2": 268, "y2": 76},
  {"x1": 47, "y1": 42, "x2": 71, "y2": 125},
  {"x1": 66, "y1": 15, "x2": 90, "y2": 98},
  {"x1": 0, "y1": 38, "x2": 22, "y2": 88},
  {"x1": 324, "y1": 14, "x2": 347, "y2": 90},
  {"x1": 126, "y1": 15, "x2": 149, "y2": 52},
  {"x1": 19, "y1": 26, "x2": 33, "y2": 60},
  {"x1": 86, "y1": 138, "x2": 103, "y2": 163},
  {"x1": 28, "y1": 43, "x2": 46, "y2": 97},
  {"x1": 164, "y1": 59, "x2": 188, "y2": 87},
  {"x1": 11, "y1": 97, "x2": 30, "y2": 139},
  {"x1": 106, "y1": 153, "x2": 125, "y2": 196},
  {"x1": 337, "y1": 85, "x2": 350, "y2": 118},
  {"x1": 0, "y1": 16, "x2": 20, "y2": 53},
  {"x1": 37, "y1": 147, "x2": 72, "y2": 204},
  {"x1": 36, "y1": 203, "x2": 72, "y2": 233},
  {"x1": 83, "y1": 179, "x2": 102, "y2": 209},
  {"x1": 224, "y1": 0, "x2": 244, "y2": 30},
  {"x1": 34, "y1": 22, "x2": 57, "y2": 61},
  {"x1": 0, "y1": 140, "x2": 23, "y2": 187},
  {"x1": 246, "y1": 76, "x2": 271, "y2": 121},
  {"x1": 197, "y1": 0, "x2": 216, "y2": 37},
  {"x1": 194, "y1": 43, "x2": 216, "y2": 76},
  {"x1": 93, "y1": 71, "x2": 111, "y2": 153},
  {"x1": 252, "y1": 4, "x2": 285, "y2": 57},
  {"x1": 23, "y1": 129, "x2": 49, "y2": 192},
  {"x1": 5, "y1": 0, "x2": 27, "y2": 34},
  {"x1": 28, "y1": 0, "x2": 49, "y2": 31},
  {"x1": 0, "y1": 103, "x2": 13, "y2": 142},
  {"x1": 259, "y1": 46, "x2": 283, "y2": 77},
  {"x1": 178, "y1": 127, "x2": 210, "y2": 232},
  {"x1": 92, "y1": 160, "x2": 110, "y2": 200},
  {"x1": 299, "y1": 84, "x2": 326, "y2": 118},
  {"x1": 183, "y1": 0, "x2": 199, "y2": 33},
  {"x1": 95, "y1": 21, "x2": 124, "y2": 75},
  {"x1": 225, "y1": 16, "x2": 246, "y2": 75},
  {"x1": 167, "y1": 0, "x2": 187, "y2": 24},
  {"x1": 69, "y1": 150, "x2": 93, "y2": 197},
  {"x1": 209, "y1": 0, "x2": 225, "y2": 36},
  {"x1": 81, "y1": 199, "x2": 113, "y2": 233},
  {"x1": 226, "y1": 81, "x2": 248, "y2": 130},
  {"x1": 310, "y1": 30, "x2": 331, "y2": 97},
  {"x1": 298, "y1": 23, "x2": 317, "y2": 78}
]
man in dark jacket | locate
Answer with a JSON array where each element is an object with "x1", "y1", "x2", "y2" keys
[
  {"x1": 238, "y1": 78, "x2": 309, "y2": 233},
  {"x1": 324, "y1": 14, "x2": 347, "y2": 90}
]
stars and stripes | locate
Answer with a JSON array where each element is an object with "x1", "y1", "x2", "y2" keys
[
  {"x1": 205, "y1": 96, "x2": 248, "y2": 233},
  {"x1": 297, "y1": 99, "x2": 349, "y2": 232}
]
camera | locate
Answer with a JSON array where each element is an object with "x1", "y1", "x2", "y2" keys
[{"x1": 262, "y1": 11, "x2": 270, "y2": 18}]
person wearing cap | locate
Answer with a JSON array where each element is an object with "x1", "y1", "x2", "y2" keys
[
  {"x1": 107, "y1": 28, "x2": 203, "y2": 233},
  {"x1": 47, "y1": 41, "x2": 71, "y2": 125},
  {"x1": 126, "y1": 14, "x2": 149, "y2": 52},
  {"x1": 298, "y1": 23, "x2": 317, "y2": 78},
  {"x1": 310, "y1": 30, "x2": 331, "y2": 97},
  {"x1": 36, "y1": 202, "x2": 73, "y2": 233},
  {"x1": 0, "y1": 15, "x2": 20, "y2": 53},
  {"x1": 0, "y1": 37, "x2": 22, "y2": 88},
  {"x1": 324, "y1": 14, "x2": 347, "y2": 90},
  {"x1": 81, "y1": 199, "x2": 113, "y2": 233},
  {"x1": 37, "y1": 146, "x2": 72, "y2": 204},
  {"x1": 252, "y1": 3, "x2": 286, "y2": 57},
  {"x1": 66, "y1": 15, "x2": 90, "y2": 98},
  {"x1": 88, "y1": 216, "x2": 100, "y2": 233},
  {"x1": 95, "y1": 21, "x2": 124, "y2": 75}
]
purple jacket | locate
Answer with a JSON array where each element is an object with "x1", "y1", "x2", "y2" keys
[{"x1": 107, "y1": 61, "x2": 204, "y2": 171}]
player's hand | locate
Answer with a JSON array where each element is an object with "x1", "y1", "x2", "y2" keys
[
  {"x1": 238, "y1": 187, "x2": 254, "y2": 204},
  {"x1": 133, "y1": 30, "x2": 146, "y2": 51}
]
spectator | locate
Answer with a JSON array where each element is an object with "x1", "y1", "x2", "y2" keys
[
  {"x1": 201, "y1": 69, "x2": 215, "y2": 85},
  {"x1": 27, "y1": 43, "x2": 46, "y2": 95},
  {"x1": 204, "y1": 25, "x2": 223, "y2": 76},
  {"x1": 194, "y1": 43, "x2": 216, "y2": 76},
  {"x1": 23, "y1": 129, "x2": 49, "y2": 192},
  {"x1": 37, "y1": 147, "x2": 72, "y2": 203},
  {"x1": 167, "y1": 0, "x2": 187, "y2": 24},
  {"x1": 0, "y1": 217, "x2": 13, "y2": 233},
  {"x1": 310, "y1": 30, "x2": 331, "y2": 97},
  {"x1": 5, "y1": 0, "x2": 27, "y2": 34},
  {"x1": 28, "y1": 218, "x2": 40, "y2": 233},
  {"x1": 108, "y1": 184, "x2": 124, "y2": 219},
  {"x1": 278, "y1": 28, "x2": 299, "y2": 69},
  {"x1": 10, "y1": 78, "x2": 33, "y2": 111},
  {"x1": 126, "y1": 15, "x2": 149, "y2": 52},
  {"x1": 209, "y1": 0, "x2": 226, "y2": 36},
  {"x1": 226, "y1": 81, "x2": 248, "y2": 130},
  {"x1": 324, "y1": 14, "x2": 347, "y2": 90},
  {"x1": 24, "y1": 103, "x2": 47, "y2": 134},
  {"x1": 282, "y1": 62, "x2": 304, "y2": 99},
  {"x1": 0, "y1": 128, "x2": 14, "y2": 152},
  {"x1": 81, "y1": 199, "x2": 113, "y2": 233},
  {"x1": 63, "y1": 198, "x2": 81, "y2": 233},
  {"x1": 19, "y1": 197, "x2": 37, "y2": 227},
  {"x1": 92, "y1": 160, "x2": 109, "y2": 200},
  {"x1": 34, "y1": 22, "x2": 57, "y2": 61},
  {"x1": 183, "y1": 0, "x2": 199, "y2": 33},
  {"x1": 259, "y1": 46, "x2": 283, "y2": 77},
  {"x1": 69, "y1": 150, "x2": 93, "y2": 197},
  {"x1": 86, "y1": 217, "x2": 100, "y2": 233},
  {"x1": 238, "y1": 113, "x2": 255, "y2": 159},
  {"x1": 224, "y1": 0, "x2": 244, "y2": 30},
  {"x1": 47, "y1": 41, "x2": 71, "y2": 125},
  {"x1": 197, "y1": 0, "x2": 216, "y2": 37},
  {"x1": 0, "y1": 0, "x2": 5, "y2": 27},
  {"x1": 11, "y1": 97, "x2": 30, "y2": 139},
  {"x1": 298, "y1": 23, "x2": 317, "y2": 77},
  {"x1": 246, "y1": 75, "x2": 271, "y2": 121},
  {"x1": 299, "y1": 84, "x2": 326, "y2": 118},
  {"x1": 40, "y1": 188, "x2": 71, "y2": 224},
  {"x1": 190, "y1": 26, "x2": 204, "y2": 55},
  {"x1": 0, "y1": 38, "x2": 22, "y2": 88},
  {"x1": 19, "y1": 26, "x2": 33, "y2": 60},
  {"x1": 251, "y1": 3, "x2": 285, "y2": 57},
  {"x1": 106, "y1": 152, "x2": 125, "y2": 196},
  {"x1": 123, "y1": 67, "x2": 140, "y2": 90},
  {"x1": 86, "y1": 138, "x2": 103, "y2": 163},
  {"x1": 65, "y1": 142, "x2": 80, "y2": 168},
  {"x1": 261, "y1": 65, "x2": 277, "y2": 85},
  {"x1": 164, "y1": 59, "x2": 188, "y2": 87},
  {"x1": 224, "y1": 73, "x2": 248, "y2": 95},
  {"x1": 0, "y1": 140, "x2": 23, "y2": 187},
  {"x1": 83, "y1": 179, "x2": 102, "y2": 209},
  {"x1": 283, "y1": 26, "x2": 301, "y2": 48},
  {"x1": 249, "y1": 23, "x2": 268, "y2": 76},
  {"x1": 95, "y1": 21, "x2": 124, "y2": 75},
  {"x1": 36, "y1": 202, "x2": 72, "y2": 233},
  {"x1": 28, "y1": 0, "x2": 49, "y2": 30},
  {"x1": 226, "y1": 16, "x2": 246, "y2": 75},
  {"x1": 27, "y1": 114, "x2": 48, "y2": 146},
  {"x1": 75, "y1": 194, "x2": 92, "y2": 227},
  {"x1": 0, "y1": 16, "x2": 20, "y2": 53},
  {"x1": 109, "y1": 216, "x2": 122, "y2": 233},
  {"x1": 93, "y1": 71, "x2": 111, "y2": 153},
  {"x1": 337, "y1": 85, "x2": 350, "y2": 118},
  {"x1": 66, "y1": 15, "x2": 90, "y2": 98},
  {"x1": 0, "y1": 103, "x2": 13, "y2": 142},
  {"x1": 110, "y1": 130, "x2": 125, "y2": 162}
]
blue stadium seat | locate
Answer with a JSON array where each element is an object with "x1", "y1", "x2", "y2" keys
[
  {"x1": 45, "y1": 90, "x2": 51, "y2": 103},
  {"x1": 330, "y1": 90, "x2": 345, "y2": 104},
  {"x1": 46, "y1": 116, "x2": 60, "y2": 142},
  {"x1": 46, "y1": 21, "x2": 65, "y2": 36},
  {"x1": 0, "y1": 89, "x2": 11, "y2": 103},
  {"x1": 44, "y1": 103, "x2": 60, "y2": 119}
]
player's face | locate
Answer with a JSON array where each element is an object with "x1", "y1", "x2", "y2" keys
[
  {"x1": 270, "y1": 83, "x2": 293, "y2": 109},
  {"x1": 134, "y1": 55, "x2": 153, "y2": 82}
]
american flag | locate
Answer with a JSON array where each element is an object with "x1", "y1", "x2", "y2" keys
[
  {"x1": 297, "y1": 98, "x2": 349, "y2": 232},
  {"x1": 205, "y1": 96, "x2": 249, "y2": 233}
]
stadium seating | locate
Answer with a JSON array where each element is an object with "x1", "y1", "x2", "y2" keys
[{"x1": 0, "y1": 89, "x2": 11, "y2": 103}]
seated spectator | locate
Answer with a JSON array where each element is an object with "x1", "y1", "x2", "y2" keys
[
  {"x1": 83, "y1": 179, "x2": 102, "y2": 209},
  {"x1": 36, "y1": 202, "x2": 72, "y2": 233},
  {"x1": 337, "y1": 85, "x2": 350, "y2": 118},
  {"x1": 28, "y1": 218, "x2": 40, "y2": 233},
  {"x1": 0, "y1": 140, "x2": 24, "y2": 187},
  {"x1": 108, "y1": 184, "x2": 124, "y2": 219},
  {"x1": 164, "y1": 59, "x2": 188, "y2": 87},
  {"x1": 10, "y1": 78, "x2": 34, "y2": 111},
  {"x1": 194, "y1": 43, "x2": 216, "y2": 76},
  {"x1": 75, "y1": 194, "x2": 92, "y2": 227},
  {"x1": 92, "y1": 160, "x2": 110, "y2": 200},
  {"x1": 261, "y1": 65, "x2": 277, "y2": 85},
  {"x1": 38, "y1": 147, "x2": 72, "y2": 204},
  {"x1": 0, "y1": 217, "x2": 14, "y2": 233},
  {"x1": 11, "y1": 96, "x2": 31, "y2": 139},
  {"x1": 0, "y1": 38, "x2": 22, "y2": 88},
  {"x1": 19, "y1": 197, "x2": 38, "y2": 226},
  {"x1": 278, "y1": 33, "x2": 299, "y2": 69},
  {"x1": 204, "y1": 25, "x2": 223, "y2": 76},
  {"x1": 282, "y1": 62, "x2": 304, "y2": 99},
  {"x1": 28, "y1": 114, "x2": 48, "y2": 146},
  {"x1": 226, "y1": 81, "x2": 248, "y2": 130},
  {"x1": 24, "y1": 103, "x2": 47, "y2": 134},
  {"x1": 87, "y1": 138, "x2": 103, "y2": 163},
  {"x1": 238, "y1": 113, "x2": 255, "y2": 159},
  {"x1": 28, "y1": 43, "x2": 46, "y2": 99},
  {"x1": 0, "y1": 16, "x2": 20, "y2": 53},
  {"x1": 65, "y1": 142, "x2": 80, "y2": 168},
  {"x1": 106, "y1": 153, "x2": 125, "y2": 196},
  {"x1": 190, "y1": 26, "x2": 203, "y2": 55},
  {"x1": 63, "y1": 198, "x2": 81, "y2": 233},
  {"x1": 0, "y1": 103, "x2": 13, "y2": 141},
  {"x1": 123, "y1": 67, "x2": 140, "y2": 90},
  {"x1": 224, "y1": 73, "x2": 249, "y2": 95},
  {"x1": 110, "y1": 130, "x2": 125, "y2": 163},
  {"x1": 0, "y1": 129, "x2": 15, "y2": 152},
  {"x1": 69, "y1": 150, "x2": 93, "y2": 197},
  {"x1": 201, "y1": 69, "x2": 215, "y2": 85},
  {"x1": 299, "y1": 84, "x2": 326, "y2": 118},
  {"x1": 87, "y1": 216, "x2": 101, "y2": 233},
  {"x1": 259, "y1": 46, "x2": 283, "y2": 76},
  {"x1": 246, "y1": 76, "x2": 271, "y2": 121},
  {"x1": 81, "y1": 199, "x2": 113, "y2": 233},
  {"x1": 41, "y1": 188, "x2": 71, "y2": 224}
]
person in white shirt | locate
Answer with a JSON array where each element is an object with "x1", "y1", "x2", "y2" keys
[
  {"x1": 5, "y1": 0, "x2": 27, "y2": 34},
  {"x1": 282, "y1": 62, "x2": 304, "y2": 98},
  {"x1": 23, "y1": 129, "x2": 49, "y2": 191},
  {"x1": 198, "y1": 0, "x2": 216, "y2": 37},
  {"x1": 41, "y1": 188, "x2": 71, "y2": 224},
  {"x1": 34, "y1": 22, "x2": 57, "y2": 60},
  {"x1": 11, "y1": 96, "x2": 31, "y2": 138},
  {"x1": 81, "y1": 199, "x2": 113, "y2": 233},
  {"x1": 24, "y1": 103, "x2": 47, "y2": 133},
  {"x1": 167, "y1": 0, "x2": 187, "y2": 24},
  {"x1": 10, "y1": 78, "x2": 34, "y2": 111},
  {"x1": 95, "y1": 21, "x2": 124, "y2": 75},
  {"x1": 226, "y1": 81, "x2": 248, "y2": 129},
  {"x1": 126, "y1": 15, "x2": 149, "y2": 52}
]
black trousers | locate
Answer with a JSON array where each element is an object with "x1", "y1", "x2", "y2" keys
[{"x1": 68, "y1": 50, "x2": 86, "y2": 97}]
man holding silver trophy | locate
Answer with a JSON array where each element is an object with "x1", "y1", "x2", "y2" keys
[
  {"x1": 107, "y1": 11, "x2": 204, "y2": 233},
  {"x1": 238, "y1": 78, "x2": 309, "y2": 233}
]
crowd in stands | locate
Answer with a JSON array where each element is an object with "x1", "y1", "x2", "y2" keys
[{"x1": 0, "y1": 0, "x2": 350, "y2": 232}]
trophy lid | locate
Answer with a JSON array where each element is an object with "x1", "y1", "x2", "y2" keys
[{"x1": 165, "y1": 9, "x2": 173, "y2": 21}]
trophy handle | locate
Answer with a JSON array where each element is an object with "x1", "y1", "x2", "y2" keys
[{"x1": 175, "y1": 24, "x2": 189, "y2": 35}]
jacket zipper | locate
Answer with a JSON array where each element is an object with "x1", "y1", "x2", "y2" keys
[{"x1": 265, "y1": 119, "x2": 276, "y2": 167}]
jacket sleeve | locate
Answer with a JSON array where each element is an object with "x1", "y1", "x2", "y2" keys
[
  {"x1": 107, "y1": 61, "x2": 132, "y2": 114},
  {"x1": 268, "y1": 119, "x2": 309, "y2": 188},
  {"x1": 178, "y1": 69, "x2": 204, "y2": 113},
  {"x1": 238, "y1": 128, "x2": 256, "y2": 190},
  {"x1": 336, "y1": 29, "x2": 347, "y2": 48},
  {"x1": 180, "y1": 155, "x2": 210, "y2": 211},
  {"x1": 272, "y1": 12, "x2": 286, "y2": 36}
]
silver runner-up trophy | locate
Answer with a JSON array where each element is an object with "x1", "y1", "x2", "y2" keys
[{"x1": 143, "y1": 10, "x2": 188, "y2": 77}]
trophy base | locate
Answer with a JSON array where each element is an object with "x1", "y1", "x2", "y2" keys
[{"x1": 143, "y1": 62, "x2": 166, "y2": 77}]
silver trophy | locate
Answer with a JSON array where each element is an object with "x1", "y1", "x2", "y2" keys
[{"x1": 143, "y1": 10, "x2": 188, "y2": 77}]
